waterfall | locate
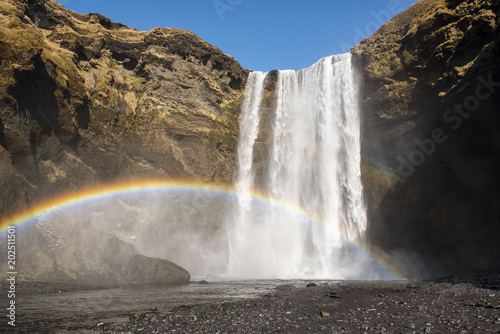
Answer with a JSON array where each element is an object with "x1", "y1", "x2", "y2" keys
[
  {"x1": 227, "y1": 53, "x2": 368, "y2": 279},
  {"x1": 227, "y1": 71, "x2": 267, "y2": 276}
]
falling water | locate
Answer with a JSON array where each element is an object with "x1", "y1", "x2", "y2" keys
[{"x1": 227, "y1": 53, "x2": 368, "y2": 279}]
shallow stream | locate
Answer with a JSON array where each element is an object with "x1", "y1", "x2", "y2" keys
[{"x1": 14, "y1": 280, "x2": 337, "y2": 333}]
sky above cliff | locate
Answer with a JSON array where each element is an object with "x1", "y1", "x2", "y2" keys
[{"x1": 56, "y1": 0, "x2": 419, "y2": 71}]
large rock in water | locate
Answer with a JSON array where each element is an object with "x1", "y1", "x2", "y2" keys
[
  {"x1": 0, "y1": 212, "x2": 191, "y2": 285},
  {"x1": 353, "y1": 0, "x2": 500, "y2": 278}
]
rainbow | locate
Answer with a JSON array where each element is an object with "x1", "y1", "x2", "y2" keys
[
  {"x1": 0, "y1": 178, "x2": 406, "y2": 280},
  {"x1": 0, "y1": 179, "x2": 321, "y2": 235}
]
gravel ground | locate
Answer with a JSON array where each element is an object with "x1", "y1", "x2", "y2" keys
[
  {"x1": 107, "y1": 270, "x2": 500, "y2": 334},
  {"x1": 2, "y1": 270, "x2": 499, "y2": 333}
]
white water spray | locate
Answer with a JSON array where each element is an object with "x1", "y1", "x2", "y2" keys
[{"x1": 227, "y1": 53, "x2": 368, "y2": 279}]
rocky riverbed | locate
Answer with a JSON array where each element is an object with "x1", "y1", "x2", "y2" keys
[
  {"x1": 106, "y1": 270, "x2": 500, "y2": 334},
  {"x1": 2, "y1": 270, "x2": 499, "y2": 333}
]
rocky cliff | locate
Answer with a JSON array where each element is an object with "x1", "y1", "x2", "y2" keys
[
  {"x1": 0, "y1": 0, "x2": 246, "y2": 283},
  {"x1": 353, "y1": 0, "x2": 500, "y2": 277},
  {"x1": 0, "y1": 0, "x2": 246, "y2": 218}
]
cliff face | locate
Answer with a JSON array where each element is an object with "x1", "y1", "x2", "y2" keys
[
  {"x1": 0, "y1": 0, "x2": 247, "y2": 283},
  {"x1": 353, "y1": 0, "x2": 500, "y2": 277},
  {"x1": 0, "y1": 0, "x2": 246, "y2": 218}
]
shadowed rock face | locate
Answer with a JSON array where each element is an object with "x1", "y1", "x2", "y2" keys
[
  {"x1": 353, "y1": 0, "x2": 500, "y2": 278},
  {"x1": 0, "y1": 0, "x2": 247, "y2": 218}
]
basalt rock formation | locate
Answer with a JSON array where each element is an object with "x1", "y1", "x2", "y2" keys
[{"x1": 353, "y1": 0, "x2": 500, "y2": 277}]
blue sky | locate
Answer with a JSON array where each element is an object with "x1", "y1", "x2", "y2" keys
[{"x1": 56, "y1": 0, "x2": 419, "y2": 71}]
